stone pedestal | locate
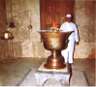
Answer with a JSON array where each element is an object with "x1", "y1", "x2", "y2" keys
[{"x1": 35, "y1": 62, "x2": 70, "y2": 86}]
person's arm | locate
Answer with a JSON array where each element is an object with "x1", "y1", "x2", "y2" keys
[{"x1": 74, "y1": 24, "x2": 80, "y2": 44}]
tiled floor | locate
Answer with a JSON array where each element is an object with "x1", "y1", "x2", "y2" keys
[
  {"x1": 73, "y1": 58, "x2": 96, "y2": 86},
  {"x1": 0, "y1": 58, "x2": 95, "y2": 86}
]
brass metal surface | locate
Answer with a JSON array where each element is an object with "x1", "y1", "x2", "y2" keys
[{"x1": 40, "y1": 30, "x2": 72, "y2": 69}]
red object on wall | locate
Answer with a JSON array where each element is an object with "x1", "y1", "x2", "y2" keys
[{"x1": 40, "y1": 0, "x2": 74, "y2": 29}]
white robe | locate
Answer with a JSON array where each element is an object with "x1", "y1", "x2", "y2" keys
[{"x1": 60, "y1": 22, "x2": 79, "y2": 63}]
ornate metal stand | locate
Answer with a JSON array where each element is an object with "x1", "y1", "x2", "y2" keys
[{"x1": 40, "y1": 30, "x2": 72, "y2": 69}]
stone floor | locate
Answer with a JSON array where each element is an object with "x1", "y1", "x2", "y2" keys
[{"x1": 0, "y1": 58, "x2": 95, "y2": 86}]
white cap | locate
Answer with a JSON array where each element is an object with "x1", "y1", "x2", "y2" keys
[{"x1": 66, "y1": 14, "x2": 72, "y2": 18}]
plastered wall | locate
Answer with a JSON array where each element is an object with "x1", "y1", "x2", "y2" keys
[{"x1": 0, "y1": 0, "x2": 95, "y2": 59}]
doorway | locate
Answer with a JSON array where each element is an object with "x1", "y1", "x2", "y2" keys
[{"x1": 40, "y1": 0, "x2": 75, "y2": 29}]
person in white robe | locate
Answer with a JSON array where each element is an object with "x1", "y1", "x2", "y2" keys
[{"x1": 60, "y1": 14, "x2": 80, "y2": 64}]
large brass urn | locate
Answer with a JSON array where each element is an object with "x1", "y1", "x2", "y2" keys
[{"x1": 40, "y1": 30, "x2": 72, "y2": 69}]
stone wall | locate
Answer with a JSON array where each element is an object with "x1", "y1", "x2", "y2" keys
[
  {"x1": 1, "y1": 0, "x2": 95, "y2": 59},
  {"x1": 0, "y1": 0, "x2": 6, "y2": 33},
  {"x1": 0, "y1": 0, "x2": 8, "y2": 58},
  {"x1": 5, "y1": 0, "x2": 50, "y2": 58},
  {"x1": 74, "y1": 0, "x2": 96, "y2": 58}
]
